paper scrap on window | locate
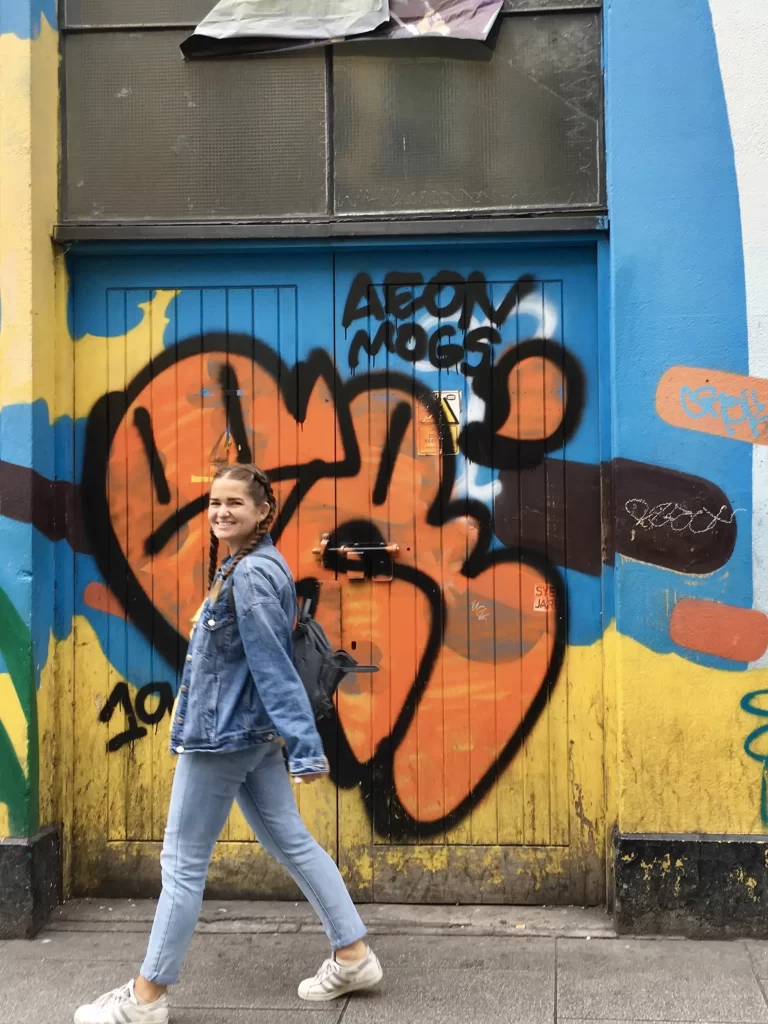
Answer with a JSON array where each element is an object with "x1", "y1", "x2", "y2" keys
[{"x1": 182, "y1": 0, "x2": 503, "y2": 59}]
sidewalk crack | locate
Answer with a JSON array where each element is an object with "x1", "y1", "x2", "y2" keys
[{"x1": 746, "y1": 939, "x2": 768, "y2": 1013}]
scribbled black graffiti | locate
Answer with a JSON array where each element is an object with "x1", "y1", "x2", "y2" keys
[
  {"x1": 314, "y1": 523, "x2": 565, "y2": 842},
  {"x1": 79, "y1": 328, "x2": 737, "y2": 837},
  {"x1": 460, "y1": 338, "x2": 585, "y2": 470},
  {"x1": 133, "y1": 408, "x2": 171, "y2": 506},
  {"x1": 82, "y1": 334, "x2": 566, "y2": 838},
  {"x1": 343, "y1": 269, "x2": 587, "y2": 470},
  {"x1": 99, "y1": 681, "x2": 175, "y2": 752},
  {"x1": 343, "y1": 270, "x2": 536, "y2": 375}
]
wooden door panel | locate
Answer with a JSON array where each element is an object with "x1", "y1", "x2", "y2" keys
[{"x1": 333, "y1": 249, "x2": 604, "y2": 902}]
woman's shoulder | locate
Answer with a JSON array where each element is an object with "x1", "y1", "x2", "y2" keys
[{"x1": 235, "y1": 539, "x2": 294, "y2": 594}]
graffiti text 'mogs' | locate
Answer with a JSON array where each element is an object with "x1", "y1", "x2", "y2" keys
[{"x1": 343, "y1": 271, "x2": 535, "y2": 374}]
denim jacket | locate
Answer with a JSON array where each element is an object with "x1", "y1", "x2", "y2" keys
[{"x1": 169, "y1": 535, "x2": 329, "y2": 776}]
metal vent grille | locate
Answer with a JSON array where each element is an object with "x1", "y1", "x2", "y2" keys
[
  {"x1": 333, "y1": 12, "x2": 602, "y2": 216},
  {"x1": 503, "y1": 0, "x2": 601, "y2": 9},
  {"x1": 63, "y1": 0, "x2": 601, "y2": 28},
  {"x1": 63, "y1": 0, "x2": 213, "y2": 27},
  {"x1": 63, "y1": 31, "x2": 328, "y2": 221}
]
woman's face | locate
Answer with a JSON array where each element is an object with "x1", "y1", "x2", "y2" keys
[{"x1": 208, "y1": 477, "x2": 268, "y2": 554}]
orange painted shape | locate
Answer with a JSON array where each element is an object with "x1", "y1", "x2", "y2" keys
[
  {"x1": 103, "y1": 347, "x2": 566, "y2": 833},
  {"x1": 499, "y1": 356, "x2": 565, "y2": 441},
  {"x1": 394, "y1": 560, "x2": 558, "y2": 823},
  {"x1": 333, "y1": 579, "x2": 427, "y2": 766},
  {"x1": 670, "y1": 599, "x2": 768, "y2": 662},
  {"x1": 656, "y1": 366, "x2": 768, "y2": 444},
  {"x1": 84, "y1": 581, "x2": 125, "y2": 619},
  {"x1": 108, "y1": 352, "x2": 345, "y2": 632}
]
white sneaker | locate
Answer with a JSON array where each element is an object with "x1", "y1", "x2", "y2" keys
[
  {"x1": 74, "y1": 980, "x2": 169, "y2": 1024},
  {"x1": 298, "y1": 948, "x2": 383, "y2": 1001}
]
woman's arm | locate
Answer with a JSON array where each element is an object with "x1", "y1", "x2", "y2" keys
[{"x1": 232, "y1": 566, "x2": 329, "y2": 777}]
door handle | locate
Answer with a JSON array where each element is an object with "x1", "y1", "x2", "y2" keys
[{"x1": 312, "y1": 533, "x2": 399, "y2": 581}]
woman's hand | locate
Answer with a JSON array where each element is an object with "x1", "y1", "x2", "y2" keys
[{"x1": 291, "y1": 772, "x2": 329, "y2": 785}]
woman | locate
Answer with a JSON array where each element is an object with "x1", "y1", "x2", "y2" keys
[{"x1": 75, "y1": 464, "x2": 382, "y2": 1024}]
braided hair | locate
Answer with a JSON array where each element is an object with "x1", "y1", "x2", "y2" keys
[{"x1": 207, "y1": 464, "x2": 277, "y2": 590}]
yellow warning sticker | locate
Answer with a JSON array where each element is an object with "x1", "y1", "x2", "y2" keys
[{"x1": 418, "y1": 390, "x2": 462, "y2": 456}]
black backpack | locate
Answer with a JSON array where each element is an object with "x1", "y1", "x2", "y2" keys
[{"x1": 228, "y1": 550, "x2": 377, "y2": 720}]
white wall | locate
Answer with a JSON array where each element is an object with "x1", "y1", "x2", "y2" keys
[{"x1": 709, "y1": 0, "x2": 768, "y2": 658}]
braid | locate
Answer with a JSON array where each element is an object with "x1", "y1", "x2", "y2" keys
[
  {"x1": 216, "y1": 466, "x2": 278, "y2": 583},
  {"x1": 207, "y1": 528, "x2": 220, "y2": 589}
]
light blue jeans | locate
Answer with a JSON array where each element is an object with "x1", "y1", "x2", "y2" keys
[{"x1": 140, "y1": 743, "x2": 366, "y2": 985}]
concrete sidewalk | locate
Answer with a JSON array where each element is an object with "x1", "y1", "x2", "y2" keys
[{"x1": 2, "y1": 900, "x2": 768, "y2": 1024}]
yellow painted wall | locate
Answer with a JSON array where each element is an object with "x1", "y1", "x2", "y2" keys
[
  {"x1": 611, "y1": 626, "x2": 768, "y2": 836},
  {"x1": 0, "y1": 7, "x2": 60, "y2": 840}
]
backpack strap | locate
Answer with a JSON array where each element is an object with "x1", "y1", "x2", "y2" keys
[
  {"x1": 226, "y1": 549, "x2": 379, "y2": 678},
  {"x1": 253, "y1": 550, "x2": 320, "y2": 622},
  {"x1": 252, "y1": 548, "x2": 294, "y2": 588},
  {"x1": 226, "y1": 548, "x2": 296, "y2": 617}
]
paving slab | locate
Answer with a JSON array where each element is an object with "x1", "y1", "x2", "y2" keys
[
  {"x1": 172, "y1": 933, "x2": 343, "y2": 1011},
  {"x1": 4, "y1": 914, "x2": 768, "y2": 1024},
  {"x1": 170, "y1": 931, "x2": 555, "y2": 977},
  {"x1": 0, "y1": 959, "x2": 142, "y2": 1024},
  {"x1": 52, "y1": 898, "x2": 613, "y2": 938},
  {"x1": 2, "y1": 929, "x2": 149, "y2": 961},
  {"x1": 342, "y1": 967, "x2": 553, "y2": 1024},
  {"x1": 171, "y1": 1013, "x2": 343, "y2": 1024},
  {"x1": 747, "y1": 941, "x2": 768, "y2": 979},
  {"x1": 1, "y1": 932, "x2": 557, "y2": 978},
  {"x1": 0, "y1": 944, "x2": 341, "y2": 1023},
  {"x1": 341, "y1": 933, "x2": 556, "y2": 1024},
  {"x1": 368, "y1": 932, "x2": 556, "y2": 970},
  {"x1": 558, "y1": 937, "x2": 768, "y2": 1023}
]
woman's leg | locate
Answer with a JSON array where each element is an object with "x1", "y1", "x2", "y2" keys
[
  {"x1": 139, "y1": 748, "x2": 260, "y2": 986},
  {"x1": 235, "y1": 744, "x2": 366, "y2": 951},
  {"x1": 74, "y1": 748, "x2": 268, "y2": 1024}
]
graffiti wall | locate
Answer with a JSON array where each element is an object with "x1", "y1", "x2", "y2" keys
[
  {"x1": 53, "y1": 248, "x2": 606, "y2": 901},
  {"x1": 2, "y1": 0, "x2": 768, "y2": 908},
  {"x1": 606, "y1": 0, "x2": 768, "y2": 836}
]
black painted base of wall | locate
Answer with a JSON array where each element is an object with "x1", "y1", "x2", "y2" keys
[
  {"x1": 0, "y1": 825, "x2": 61, "y2": 939},
  {"x1": 614, "y1": 833, "x2": 768, "y2": 939}
]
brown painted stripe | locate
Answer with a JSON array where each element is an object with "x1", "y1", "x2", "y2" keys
[
  {"x1": 496, "y1": 458, "x2": 737, "y2": 577},
  {"x1": 0, "y1": 460, "x2": 89, "y2": 553}
]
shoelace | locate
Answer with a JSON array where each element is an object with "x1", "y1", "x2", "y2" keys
[
  {"x1": 315, "y1": 958, "x2": 341, "y2": 983},
  {"x1": 93, "y1": 982, "x2": 135, "y2": 1009}
]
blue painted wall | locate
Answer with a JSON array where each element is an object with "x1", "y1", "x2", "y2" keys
[
  {"x1": 0, "y1": 0, "x2": 56, "y2": 38},
  {"x1": 604, "y1": 0, "x2": 750, "y2": 665}
]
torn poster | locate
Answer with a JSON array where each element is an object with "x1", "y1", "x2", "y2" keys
[
  {"x1": 181, "y1": 0, "x2": 504, "y2": 59},
  {"x1": 188, "y1": 0, "x2": 390, "y2": 44}
]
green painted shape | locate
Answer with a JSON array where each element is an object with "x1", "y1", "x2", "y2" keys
[
  {"x1": 0, "y1": 719, "x2": 28, "y2": 835},
  {"x1": 0, "y1": 587, "x2": 34, "y2": 717},
  {"x1": 0, "y1": 586, "x2": 39, "y2": 835}
]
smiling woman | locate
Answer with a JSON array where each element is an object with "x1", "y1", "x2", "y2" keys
[
  {"x1": 74, "y1": 459, "x2": 383, "y2": 1023},
  {"x1": 206, "y1": 464, "x2": 275, "y2": 589}
]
